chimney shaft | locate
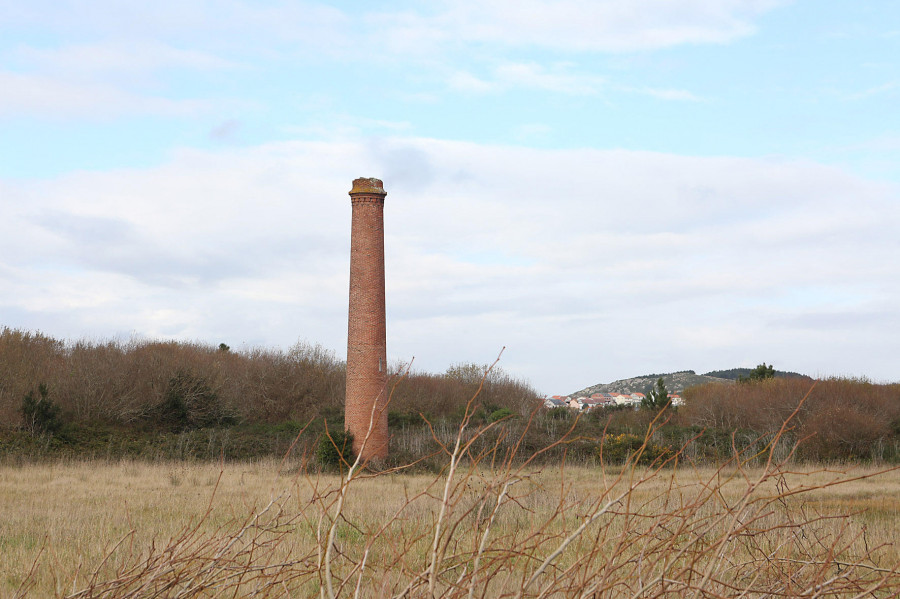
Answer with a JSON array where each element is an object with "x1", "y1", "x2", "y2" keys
[{"x1": 345, "y1": 177, "x2": 388, "y2": 460}]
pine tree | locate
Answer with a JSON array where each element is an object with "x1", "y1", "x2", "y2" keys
[
  {"x1": 21, "y1": 383, "x2": 62, "y2": 435},
  {"x1": 642, "y1": 377, "x2": 670, "y2": 411},
  {"x1": 738, "y1": 363, "x2": 776, "y2": 383}
]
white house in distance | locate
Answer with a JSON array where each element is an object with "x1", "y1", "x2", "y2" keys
[
  {"x1": 568, "y1": 397, "x2": 588, "y2": 410},
  {"x1": 543, "y1": 397, "x2": 568, "y2": 409},
  {"x1": 611, "y1": 393, "x2": 640, "y2": 407},
  {"x1": 540, "y1": 395, "x2": 618, "y2": 412},
  {"x1": 543, "y1": 392, "x2": 685, "y2": 411}
]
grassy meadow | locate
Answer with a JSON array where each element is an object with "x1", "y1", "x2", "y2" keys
[
  {"x1": 3, "y1": 454, "x2": 900, "y2": 597},
  {"x1": 4, "y1": 330, "x2": 900, "y2": 596}
]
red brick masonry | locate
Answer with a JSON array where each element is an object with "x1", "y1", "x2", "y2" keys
[{"x1": 345, "y1": 177, "x2": 388, "y2": 460}]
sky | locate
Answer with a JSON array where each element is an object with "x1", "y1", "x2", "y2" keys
[{"x1": 1, "y1": 0, "x2": 898, "y2": 395}]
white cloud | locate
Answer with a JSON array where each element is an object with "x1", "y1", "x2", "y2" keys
[
  {"x1": 448, "y1": 62, "x2": 604, "y2": 95},
  {"x1": 11, "y1": 41, "x2": 236, "y2": 75},
  {"x1": 0, "y1": 71, "x2": 210, "y2": 118},
  {"x1": 0, "y1": 0, "x2": 349, "y2": 50},
  {"x1": 0, "y1": 0, "x2": 771, "y2": 123},
  {"x1": 494, "y1": 62, "x2": 604, "y2": 94},
  {"x1": 513, "y1": 123, "x2": 553, "y2": 141},
  {"x1": 631, "y1": 86, "x2": 704, "y2": 101},
  {"x1": 2, "y1": 137, "x2": 897, "y2": 391},
  {"x1": 0, "y1": 2, "x2": 351, "y2": 121},
  {"x1": 0, "y1": 38, "x2": 245, "y2": 119},
  {"x1": 376, "y1": 0, "x2": 785, "y2": 53},
  {"x1": 845, "y1": 81, "x2": 900, "y2": 101},
  {"x1": 3, "y1": 0, "x2": 785, "y2": 60},
  {"x1": 840, "y1": 135, "x2": 900, "y2": 152},
  {"x1": 446, "y1": 63, "x2": 702, "y2": 102},
  {"x1": 447, "y1": 71, "x2": 498, "y2": 94}
]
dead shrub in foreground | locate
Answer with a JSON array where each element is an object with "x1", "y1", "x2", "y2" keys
[{"x1": 31, "y1": 384, "x2": 900, "y2": 598}]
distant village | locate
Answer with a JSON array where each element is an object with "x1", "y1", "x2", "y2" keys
[{"x1": 544, "y1": 392, "x2": 684, "y2": 411}]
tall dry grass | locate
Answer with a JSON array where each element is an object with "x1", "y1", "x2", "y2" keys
[{"x1": 4, "y1": 383, "x2": 900, "y2": 598}]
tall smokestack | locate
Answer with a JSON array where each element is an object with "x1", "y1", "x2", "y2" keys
[{"x1": 345, "y1": 177, "x2": 388, "y2": 460}]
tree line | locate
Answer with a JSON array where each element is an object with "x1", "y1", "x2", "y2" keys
[
  {"x1": 0, "y1": 328, "x2": 541, "y2": 464},
  {"x1": 2, "y1": 327, "x2": 899, "y2": 465}
]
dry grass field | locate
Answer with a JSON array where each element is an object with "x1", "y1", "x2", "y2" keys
[{"x1": 3, "y1": 450, "x2": 900, "y2": 598}]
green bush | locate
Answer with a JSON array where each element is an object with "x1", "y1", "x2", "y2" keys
[
  {"x1": 156, "y1": 371, "x2": 235, "y2": 431},
  {"x1": 599, "y1": 433, "x2": 671, "y2": 465},
  {"x1": 21, "y1": 383, "x2": 62, "y2": 435},
  {"x1": 489, "y1": 407, "x2": 515, "y2": 422},
  {"x1": 315, "y1": 429, "x2": 354, "y2": 470},
  {"x1": 547, "y1": 407, "x2": 571, "y2": 420},
  {"x1": 388, "y1": 410, "x2": 427, "y2": 428}
]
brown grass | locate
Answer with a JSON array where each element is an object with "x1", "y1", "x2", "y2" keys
[{"x1": 4, "y1": 412, "x2": 900, "y2": 598}]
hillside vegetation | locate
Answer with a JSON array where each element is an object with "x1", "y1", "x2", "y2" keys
[
  {"x1": 0, "y1": 327, "x2": 539, "y2": 463},
  {"x1": 572, "y1": 366, "x2": 814, "y2": 397},
  {"x1": 571, "y1": 370, "x2": 732, "y2": 395},
  {"x1": 2, "y1": 327, "x2": 899, "y2": 465},
  {"x1": 681, "y1": 377, "x2": 900, "y2": 461},
  {"x1": 703, "y1": 367, "x2": 812, "y2": 380}
]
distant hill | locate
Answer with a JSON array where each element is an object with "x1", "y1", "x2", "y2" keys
[
  {"x1": 702, "y1": 368, "x2": 813, "y2": 381},
  {"x1": 570, "y1": 370, "x2": 733, "y2": 397},
  {"x1": 569, "y1": 367, "x2": 814, "y2": 398}
]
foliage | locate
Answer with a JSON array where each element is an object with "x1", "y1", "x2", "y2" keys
[
  {"x1": 0, "y1": 421, "x2": 319, "y2": 462},
  {"x1": 315, "y1": 428, "x2": 354, "y2": 470},
  {"x1": 634, "y1": 369, "x2": 695, "y2": 379},
  {"x1": 707, "y1": 364, "x2": 810, "y2": 381},
  {"x1": 5, "y1": 327, "x2": 900, "y2": 466},
  {"x1": 444, "y1": 362, "x2": 492, "y2": 385},
  {"x1": 682, "y1": 377, "x2": 900, "y2": 461},
  {"x1": 0, "y1": 328, "x2": 539, "y2": 435},
  {"x1": 547, "y1": 406, "x2": 570, "y2": 420},
  {"x1": 738, "y1": 362, "x2": 776, "y2": 383},
  {"x1": 488, "y1": 407, "x2": 515, "y2": 422},
  {"x1": 641, "y1": 377, "x2": 669, "y2": 411},
  {"x1": 21, "y1": 383, "x2": 62, "y2": 435},
  {"x1": 599, "y1": 433, "x2": 671, "y2": 465},
  {"x1": 156, "y1": 371, "x2": 235, "y2": 431},
  {"x1": 388, "y1": 410, "x2": 426, "y2": 428}
]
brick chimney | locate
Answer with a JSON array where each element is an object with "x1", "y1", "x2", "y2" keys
[{"x1": 345, "y1": 177, "x2": 388, "y2": 460}]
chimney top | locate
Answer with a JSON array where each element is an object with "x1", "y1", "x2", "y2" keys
[{"x1": 349, "y1": 177, "x2": 386, "y2": 196}]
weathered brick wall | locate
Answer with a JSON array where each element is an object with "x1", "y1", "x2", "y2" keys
[{"x1": 345, "y1": 177, "x2": 389, "y2": 460}]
